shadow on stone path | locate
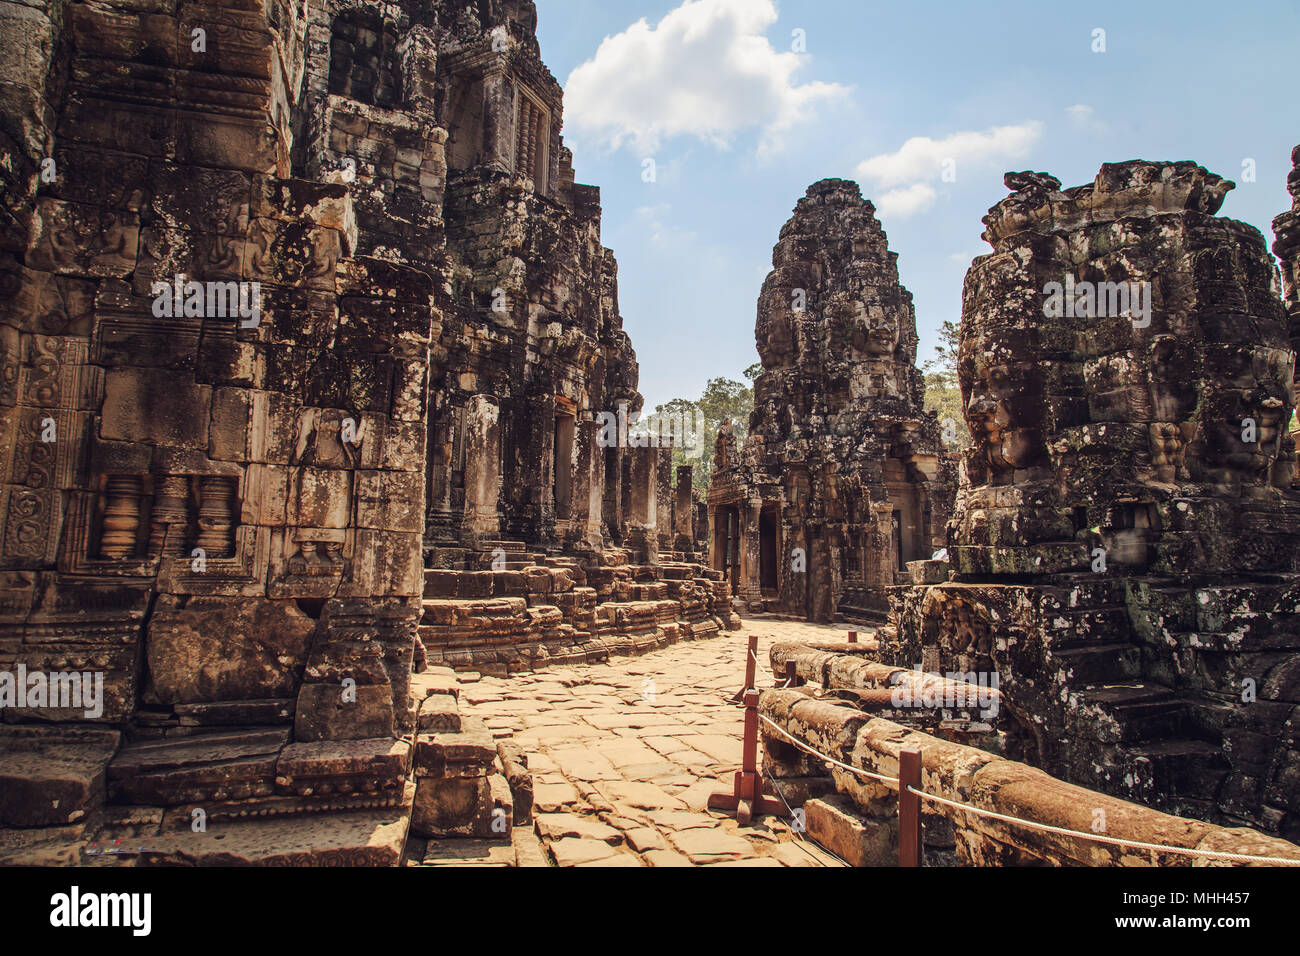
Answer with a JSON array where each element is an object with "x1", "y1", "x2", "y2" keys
[{"x1": 450, "y1": 620, "x2": 854, "y2": 866}]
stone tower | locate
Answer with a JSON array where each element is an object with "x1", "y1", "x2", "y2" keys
[
  {"x1": 709, "y1": 180, "x2": 954, "y2": 621},
  {"x1": 0, "y1": 0, "x2": 731, "y2": 861},
  {"x1": 883, "y1": 161, "x2": 1300, "y2": 838}
]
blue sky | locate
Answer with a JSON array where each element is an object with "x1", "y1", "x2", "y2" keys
[{"x1": 535, "y1": 0, "x2": 1299, "y2": 413}]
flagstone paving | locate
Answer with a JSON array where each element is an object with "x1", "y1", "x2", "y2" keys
[{"x1": 455, "y1": 618, "x2": 857, "y2": 867}]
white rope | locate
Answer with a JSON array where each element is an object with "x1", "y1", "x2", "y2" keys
[
  {"x1": 757, "y1": 713, "x2": 1300, "y2": 866},
  {"x1": 758, "y1": 713, "x2": 899, "y2": 786},
  {"x1": 906, "y1": 786, "x2": 1300, "y2": 866}
]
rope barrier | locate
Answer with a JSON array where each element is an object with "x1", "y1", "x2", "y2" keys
[
  {"x1": 758, "y1": 713, "x2": 899, "y2": 786},
  {"x1": 716, "y1": 632, "x2": 1300, "y2": 866},
  {"x1": 905, "y1": 786, "x2": 1300, "y2": 866},
  {"x1": 756, "y1": 710, "x2": 1300, "y2": 866},
  {"x1": 761, "y1": 764, "x2": 851, "y2": 868}
]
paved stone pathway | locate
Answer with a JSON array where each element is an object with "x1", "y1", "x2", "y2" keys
[{"x1": 456, "y1": 619, "x2": 856, "y2": 867}]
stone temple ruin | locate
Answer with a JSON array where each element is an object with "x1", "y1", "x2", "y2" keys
[
  {"x1": 709, "y1": 180, "x2": 955, "y2": 624},
  {"x1": 763, "y1": 158, "x2": 1300, "y2": 855},
  {"x1": 0, "y1": 0, "x2": 732, "y2": 863},
  {"x1": 2, "y1": 0, "x2": 1299, "y2": 871}
]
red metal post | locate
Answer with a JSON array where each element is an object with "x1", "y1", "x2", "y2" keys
[{"x1": 899, "y1": 747, "x2": 922, "y2": 867}]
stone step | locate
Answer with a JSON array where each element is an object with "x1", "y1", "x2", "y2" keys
[
  {"x1": 94, "y1": 786, "x2": 416, "y2": 865},
  {"x1": 1077, "y1": 683, "x2": 1192, "y2": 743},
  {"x1": 1120, "y1": 738, "x2": 1231, "y2": 799},
  {"x1": 1049, "y1": 642, "x2": 1142, "y2": 684},
  {"x1": 1043, "y1": 606, "x2": 1133, "y2": 647},
  {"x1": 0, "y1": 726, "x2": 122, "y2": 828},
  {"x1": 475, "y1": 540, "x2": 528, "y2": 552},
  {"x1": 107, "y1": 729, "x2": 290, "y2": 806}
]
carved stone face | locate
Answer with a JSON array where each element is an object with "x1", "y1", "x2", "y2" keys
[
  {"x1": 962, "y1": 346, "x2": 1045, "y2": 473},
  {"x1": 1197, "y1": 345, "x2": 1294, "y2": 480},
  {"x1": 765, "y1": 312, "x2": 795, "y2": 361},
  {"x1": 848, "y1": 300, "x2": 899, "y2": 357},
  {"x1": 1148, "y1": 336, "x2": 1197, "y2": 423}
]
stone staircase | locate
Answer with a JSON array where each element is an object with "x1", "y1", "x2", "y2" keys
[
  {"x1": 1037, "y1": 591, "x2": 1233, "y2": 820},
  {"x1": 0, "y1": 665, "x2": 534, "y2": 866},
  {"x1": 417, "y1": 541, "x2": 739, "y2": 676}
]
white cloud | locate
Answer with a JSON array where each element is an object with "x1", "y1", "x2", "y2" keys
[
  {"x1": 875, "y1": 184, "x2": 938, "y2": 219},
  {"x1": 633, "y1": 204, "x2": 697, "y2": 247},
  {"x1": 564, "y1": 0, "x2": 849, "y2": 156},
  {"x1": 856, "y1": 122, "x2": 1044, "y2": 188},
  {"x1": 1066, "y1": 104, "x2": 1094, "y2": 123},
  {"x1": 1066, "y1": 103, "x2": 1107, "y2": 133}
]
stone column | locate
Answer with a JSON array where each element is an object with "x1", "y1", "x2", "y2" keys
[
  {"x1": 196, "y1": 475, "x2": 237, "y2": 559},
  {"x1": 708, "y1": 504, "x2": 723, "y2": 574},
  {"x1": 655, "y1": 443, "x2": 674, "y2": 552},
  {"x1": 570, "y1": 416, "x2": 604, "y2": 551},
  {"x1": 147, "y1": 473, "x2": 190, "y2": 558},
  {"x1": 425, "y1": 404, "x2": 457, "y2": 542},
  {"x1": 602, "y1": 446, "x2": 622, "y2": 543},
  {"x1": 675, "y1": 465, "x2": 693, "y2": 552},
  {"x1": 740, "y1": 498, "x2": 763, "y2": 607},
  {"x1": 809, "y1": 530, "x2": 834, "y2": 623},
  {"x1": 100, "y1": 475, "x2": 143, "y2": 559},
  {"x1": 461, "y1": 395, "x2": 501, "y2": 545},
  {"x1": 624, "y1": 446, "x2": 657, "y2": 562},
  {"x1": 481, "y1": 69, "x2": 514, "y2": 171}
]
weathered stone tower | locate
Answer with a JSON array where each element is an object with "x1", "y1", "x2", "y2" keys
[
  {"x1": 709, "y1": 180, "x2": 954, "y2": 622},
  {"x1": 882, "y1": 161, "x2": 1300, "y2": 838},
  {"x1": 0, "y1": 0, "x2": 730, "y2": 863}
]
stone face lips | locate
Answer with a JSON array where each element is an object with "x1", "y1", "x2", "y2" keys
[{"x1": 710, "y1": 179, "x2": 954, "y2": 621}]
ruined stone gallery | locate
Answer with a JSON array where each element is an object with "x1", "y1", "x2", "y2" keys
[
  {"x1": 0, "y1": 0, "x2": 730, "y2": 864},
  {"x1": 0, "y1": 0, "x2": 1298, "y2": 868}
]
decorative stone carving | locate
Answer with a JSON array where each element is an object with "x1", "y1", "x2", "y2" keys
[
  {"x1": 882, "y1": 161, "x2": 1300, "y2": 839},
  {"x1": 710, "y1": 180, "x2": 956, "y2": 621}
]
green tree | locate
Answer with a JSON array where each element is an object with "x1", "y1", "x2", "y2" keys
[
  {"x1": 921, "y1": 320, "x2": 971, "y2": 451},
  {"x1": 651, "y1": 375, "x2": 754, "y2": 487}
]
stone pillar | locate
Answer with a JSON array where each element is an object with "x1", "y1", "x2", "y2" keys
[
  {"x1": 425, "y1": 403, "x2": 458, "y2": 542},
  {"x1": 462, "y1": 395, "x2": 501, "y2": 545},
  {"x1": 624, "y1": 446, "x2": 657, "y2": 562},
  {"x1": 655, "y1": 443, "x2": 674, "y2": 553},
  {"x1": 708, "y1": 504, "x2": 724, "y2": 575},
  {"x1": 740, "y1": 498, "x2": 763, "y2": 607},
  {"x1": 778, "y1": 521, "x2": 808, "y2": 617},
  {"x1": 869, "y1": 502, "x2": 895, "y2": 590},
  {"x1": 809, "y1": 529, "x2": 834, "y2": 623},
  {"x1": 481, "y1": 69, "x2": 515, "y2": 171},
  {"x1": 196, "y1": 475, "x2": 237, "y2": 559},
  {"x1": 569, "y1": 416, "x2": 604, "y2": 551},
  {"x1": 674, "y1": 465, "x2": 693, "y2": 552},
  {"x1": 100, "y1": 475, "x2": 144, "y2": 559},
  {"x1": 602, "y1": 446, "x2": 622, "y2": 543},
  {"x1": 147, "y1": 474, "x2": 190, "y2": 558}
]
